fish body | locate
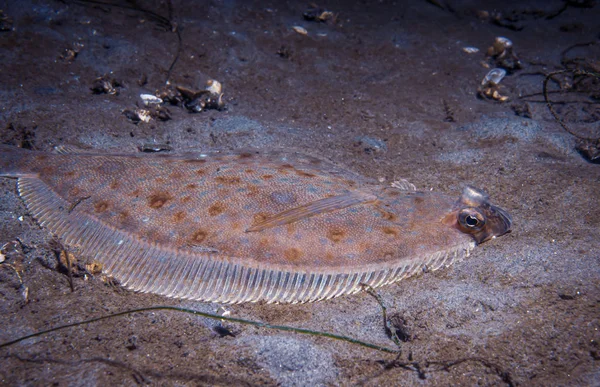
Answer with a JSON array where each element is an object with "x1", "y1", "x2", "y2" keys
[{"x1": 0, "y1": 146, "x2": 511, "y2": 303}]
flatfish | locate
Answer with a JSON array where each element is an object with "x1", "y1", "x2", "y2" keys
[{"x1": 0, "y1": 146, "x2": 512, "y2": 304}]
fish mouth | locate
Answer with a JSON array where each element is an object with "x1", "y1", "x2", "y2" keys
[
  {"x1": 494, "y1": 205, "x2": 512, "y2": 233},
  {"x1": 479, "y1": 204, "x2": 512, "y2": 244}
]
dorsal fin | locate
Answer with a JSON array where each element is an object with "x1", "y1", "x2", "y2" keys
[
  {"x1": 54, "y1": 145, "x2": 89, "y2": 154},
  {"x1": 246, "y1": 191, "x2": 377, "y2": 232},
  {"x1": 390, "y1": 179, "x2": 416, "y2": 191}
]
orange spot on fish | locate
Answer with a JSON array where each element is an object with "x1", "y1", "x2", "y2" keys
[
  {"x1": 258, "y1": 237, "x2": 271, "y2": 250},
  {"x1": 382, "y1": 227, "x2": 399, "y2": 237},
  {"x1": 186, "y1": 183, "x2": 198, "y2": 190},
  {"x1": 215, "y1": 176, "x2": 241, "y2": 184},
  {"x1": 110, "y1": 180, "x2": 119, "y2": 190},
  {"x1": 253, "y1": 212, "x2": 269, "y2": 224},
  {"x1": 247, "y1": 185, "x2": 260, "y2": 197},
  {"x1": 327, "y1": 228, "x2": 346, "y2": 243},
  {"x1": 148, "y1": 192, "x2": 173, "y2": 209},
  {"x1": 208, "y1": 202, "x2": 226, "y2": 216},
  {"x1": 296, "y1": 170, "x2": 316, "y2": 178},
  {"x1": 375, "y1": 204, "x2": 397, "y2": 221},
  {"x1": 262, "y1": 174, "x2": 274, "y2": 179},
  {"x1": 118, "y1": 210, "x2": 129, "y2": 222},
  {"x1": 173, "y1": 211, "x2": 186, "y2": 222},
  {"x1": 190, "y1": 229, "x2": 208, "y2": 244},
  {"x1": 284, "y1": 247, "x2": 302, "y2": 262},
  {"x1": 69, "y1": 187, "x2": 81, "y2": 197},
  {"x1": 170, "y1": 171, "x2": 183, "y2": 179},
  {"x1": 94, "y1": 201, "x2": 109, "y2": 213}
]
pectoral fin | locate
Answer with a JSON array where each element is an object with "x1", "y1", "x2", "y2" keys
[{"x1": 246, "y1": 191, "x2": 376, "y2": 232}]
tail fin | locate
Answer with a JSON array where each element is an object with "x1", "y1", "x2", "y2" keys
[{"x1": 0, "y1": 145, "x2": 36, "y2": 177}]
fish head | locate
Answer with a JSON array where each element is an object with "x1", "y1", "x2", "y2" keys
[{"x1": 443, "y1": 186, "x2": 512, "y2": 244}]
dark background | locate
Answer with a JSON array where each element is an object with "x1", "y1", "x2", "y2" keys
[{"x1": 1, "y1": 0, "x2": 599, "y2": 385}]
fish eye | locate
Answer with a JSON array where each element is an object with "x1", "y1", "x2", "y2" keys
[
  {"x1": 458, "y1": 208, "x2": 486, "y2": 232},
  {"x1": 465, "y1": 215, "x2": 479, "y2": 227}
]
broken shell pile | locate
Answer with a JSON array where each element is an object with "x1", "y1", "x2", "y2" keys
[
  {"x1": 123, "y1": 79, "x2": 225, "y2": 124},
  {"x1": 486, "y1": 36, "x2": 522, "y2": 72},
  {"x1": 479, "y1": 68, "x2": 509, "y2": 102},
  {"x1": 478, "y1": 37, "x2": 522, "y2": 102},
  {"x1": 90, "y1": 75, "x2": 124, "y2": 95}
]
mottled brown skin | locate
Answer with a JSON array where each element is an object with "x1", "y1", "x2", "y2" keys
[
  {"x1": 0, "y1": 146, "x2": 511, "y2": 303},
  {"x1": 0, "y1": 147, "x2": 511, "y2": 271}
]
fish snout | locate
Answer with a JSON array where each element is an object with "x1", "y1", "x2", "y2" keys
[{"x1": 455, "y1": 187, "x2": 512, "y2": 244}]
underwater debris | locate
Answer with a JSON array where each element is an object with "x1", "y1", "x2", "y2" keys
[
  {"x1": 462, "y1": 47, "x2": 479, "y2": 54},
  {"x1": 123, "y1": 104, "x2": 171, "y2": 124},
  {"x1": 303, "y1": 5, "x2": 336, "y2": 24},
  {"x1": 59, "y1": 42, "x2": 84, "y2": 64},
  {"x1": 125, "y1": 335, "x2": 138, "y2": 350},
  {"x1": 156, "y1": 85, "x2": 183, "y2": 105},
  {"x1": 155, "y1": 79, "x2": 225, "y2": 113},
  {"x1": 58, "y1": 250, "x2": 80, "y2": 276},
  {"x1": 482, "y1": 68, "x2": 507, "y2": 85},
  {"x1": 0, "y1": 10, "x2": 13, "y2": 32},
  {"x1": 576, "y1": 139, "x2": 600, "y2": 162},
  {"x1": 122, "y1": 109, "x2": 142, "y2": 124},
  {"x1": 0, "y1": 305, "x2": 400, "y2": 354},
  {"x1": 543, "y1": 69, "x2": 600, "y2": 162},
  {"x1": 277, "y1": 45, "x2": 291, "y2": 59},
  {"x1": 91, "y1": 75, "x2": 124, "y2": 95},
  {"x1": 205, "y1": 79, "x2": 222, "y2": 95},
  {"x1": 511, "y1": 102, "x2": 532, "y2": 118},
  {"x1": 488, "y1": 11, "x2": 525, "y2": 31},
  {"x1": 213, "y1": 324, "x2": 236, "y2": 338},
  {"x1": 139, "y1": 143, "x2": 172, "y2": 153},
  {"x1": 479, "y1": 68, "x2": 509, "y2": 102},
  {"x1": 85, "y1": 261, "x2": 103, "y2": 275},
  {"x1": 4, "y1": 123, "x2": 36, "y2": 149},
  {"x1": 152, "y1": 105, "x2": 172, "y2": 121},
  {"x1": 486, "y1": 37, "x2": 522, "y2": 72},
  {"x1": 138, "y1": 73, "x2": 148, "y2": 87},
  {"x1": 135, "y1": 109, "x2": 151, "y2": 123},
  {"x1": 354, "y1": 135, "x2": 388, "y2": 154},
  {"x1": 1, "y1": 240, "x2": 28, "y2": 302},
  {"x1": 1, "y1": 240, "x2": 25, "y2": 264},
  {"x1": 60, "y1": 48, "x2": 78, "y2": 63},
  {"x1": 122, "y1": 109, "x2": 152, "y2": 124},
  {"x1": 292, "y1": 26, "x2": 308, "y2": 35},
  {"x1": 179, "y1": 81, "x2": 225, "y2": 112},
  {"x1": 140, "y1": 93, "x2": 163, "y2": 106}
]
